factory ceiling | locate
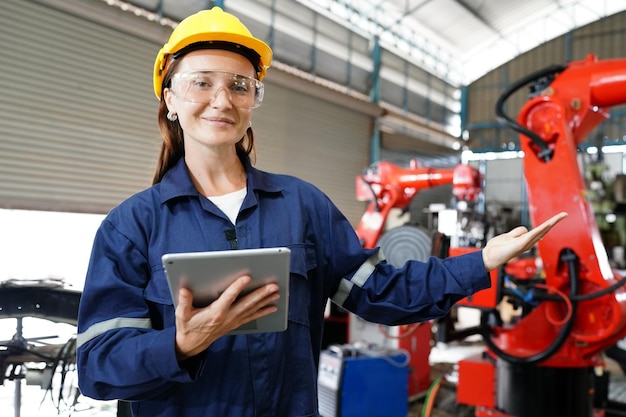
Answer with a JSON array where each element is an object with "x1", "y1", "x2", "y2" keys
[{"x1": 111, "y1": 0, "x2": 626, "y2": 86}]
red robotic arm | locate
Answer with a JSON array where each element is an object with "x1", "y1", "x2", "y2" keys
[
  {"x1": 354, "y1": 158, "x2": 482, "y2": 249},
  {"x1": 457, "y1": 55, "x2": 626, "y2": 417},
  {"x1": 493, "y1": 54, "x2": 626, "y2": 365}
]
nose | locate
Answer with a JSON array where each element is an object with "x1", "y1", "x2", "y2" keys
[{"x1": 210, "y1": 86, "x2": 232, "y2": 108}]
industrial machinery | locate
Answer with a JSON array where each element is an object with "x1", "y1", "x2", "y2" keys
[
  {"x1": 317, "y1": 343, "x2": 409, "y2": 417},
  {"x1": 353, "y1": 158, "x2": 483, "y2": 250},
  {"x1": 0, "y1": 280, "x2": 82, "y2": 417},
  {"x1": 344, "y1": 157, "x2": 485, "y2": 396},
  {"x1": 456, "y1": 54, "x2": 626, "y2": 417}
]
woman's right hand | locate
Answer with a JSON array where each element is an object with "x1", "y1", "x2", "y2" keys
[{"x1": 174, "y1": 275, "x2": 280, "y2": 360}]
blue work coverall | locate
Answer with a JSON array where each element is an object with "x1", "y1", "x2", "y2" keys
[{"x1": 76, "y1": 157, "x2": 490, "y2": 417}]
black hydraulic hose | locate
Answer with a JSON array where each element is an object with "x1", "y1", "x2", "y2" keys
[
  {"x1": 359, "y1": 177, "x2": 381, "y2": 212},
  {"x1": 481, "y1": 249, "x2": 579, "y2": 365},
  {"x1": 495, "y1": 64, "x2": 567, "y2": 162},
  {"x1": 571, "y1": 274, "x2": 626, "y2": 301}
]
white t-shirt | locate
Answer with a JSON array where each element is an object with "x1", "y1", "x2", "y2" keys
[{"x1": 207, "y1": 187, "x2": 247, "y2": 225}]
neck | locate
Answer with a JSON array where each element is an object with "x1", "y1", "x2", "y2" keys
[{"x1": 185, "y1": 152, "x2": 246, "y2": 197}]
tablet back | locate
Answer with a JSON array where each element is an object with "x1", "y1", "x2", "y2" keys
[{"x1": 162, "y1": 247, "x2": 290, "y2": 335}]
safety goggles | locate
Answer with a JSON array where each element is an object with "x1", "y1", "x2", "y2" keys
[{"x1": 169, "y1": 71, "x2": 264, "y2": 109}]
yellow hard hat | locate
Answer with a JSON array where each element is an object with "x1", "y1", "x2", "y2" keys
[{"x1": 153, "y1": 7, "x2": 273, "y2": 99}]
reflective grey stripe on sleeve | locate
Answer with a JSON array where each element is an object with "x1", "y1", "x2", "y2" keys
[
  {"x1": 76, "y1": 317, "x2": 152, "y2": 348},
  {"x1": 331, "y1": 249, "x2": 386, "y2": 306}
]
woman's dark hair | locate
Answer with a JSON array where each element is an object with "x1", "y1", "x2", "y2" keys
[{"x1": 152, "y1": 55, "x2": 256, "y2": 184}]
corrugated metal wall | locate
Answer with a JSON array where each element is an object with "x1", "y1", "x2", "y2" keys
[{"x1": 1, "y1": 0, "x2": 372, "y2": 224}]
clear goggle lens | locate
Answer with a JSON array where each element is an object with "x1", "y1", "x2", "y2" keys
[{"x1": 170, "y1": 71, "x2": 264, "y2": 109}]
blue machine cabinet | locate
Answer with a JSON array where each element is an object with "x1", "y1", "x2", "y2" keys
[{"x1": 318, "y1": 344, "x2": 409, "y2": 417}]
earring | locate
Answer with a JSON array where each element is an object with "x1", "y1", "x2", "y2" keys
[
  {"x1": 248, "y1": 120, "x2": 252, "y2": 128},
  {"x1": 167, "y1": 111, "x2": 178, "y2": 122}
]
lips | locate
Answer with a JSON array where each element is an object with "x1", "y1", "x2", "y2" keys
[{"x1": 202, "y1": 116, "x2": 234, "y2": 125}]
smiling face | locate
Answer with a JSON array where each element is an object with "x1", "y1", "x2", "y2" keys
[{"x1": 163, "y1": 49, "x2": 257, "y2": 158}]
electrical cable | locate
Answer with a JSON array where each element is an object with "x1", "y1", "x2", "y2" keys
[
  {"x1": 38, "y1": 336, "x2": 79, "y2": 415},
  {"x1": 514, "y1": 274, "x2": 626, "y2": 303},
  {"x1": 420, "y1": 376, "x2": 443, "y2": 417},
  {"x1": 379, "y1": 349, "x2": 411, "y2": 368},
  {"x1": 494, "y1": 63, "x2": 567, "y2": 162},
  {"x1": 359, "y1": 176, "x2": 381, "y2": 211},
  {"x1": 490, "y1": 250, "x2": 626, "y2": 364},
  {"x1": 569, "y1": 274, "x2": 626, "y2": 301},
  {"x1": 481, "y1": 249, "x2": 579, "y2": 365}
]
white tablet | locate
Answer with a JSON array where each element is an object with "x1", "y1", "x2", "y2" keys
[{"x1": 162, "y1": 247, "x2": 290, "y2": 335}]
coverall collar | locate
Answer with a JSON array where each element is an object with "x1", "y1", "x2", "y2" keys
[{"x1": 158, "y1": 157, "x2": 284, "y2": 204}]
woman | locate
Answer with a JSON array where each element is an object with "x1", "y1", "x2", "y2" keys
[{"x1": 76, "y1": 7, "x2": 566, "y2": 417}]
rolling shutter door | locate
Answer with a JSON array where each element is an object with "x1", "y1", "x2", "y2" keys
[
  {"x1": 254, "y1": 81, "x2": 372, "y2": 225},
  {"x1": 0, "y1": 0, "x2": 160, "y2": 214}
]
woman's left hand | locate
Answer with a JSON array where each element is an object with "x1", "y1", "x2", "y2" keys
[{"x1": 482, "y1": 211, "x2": 568, "y2": 271}]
